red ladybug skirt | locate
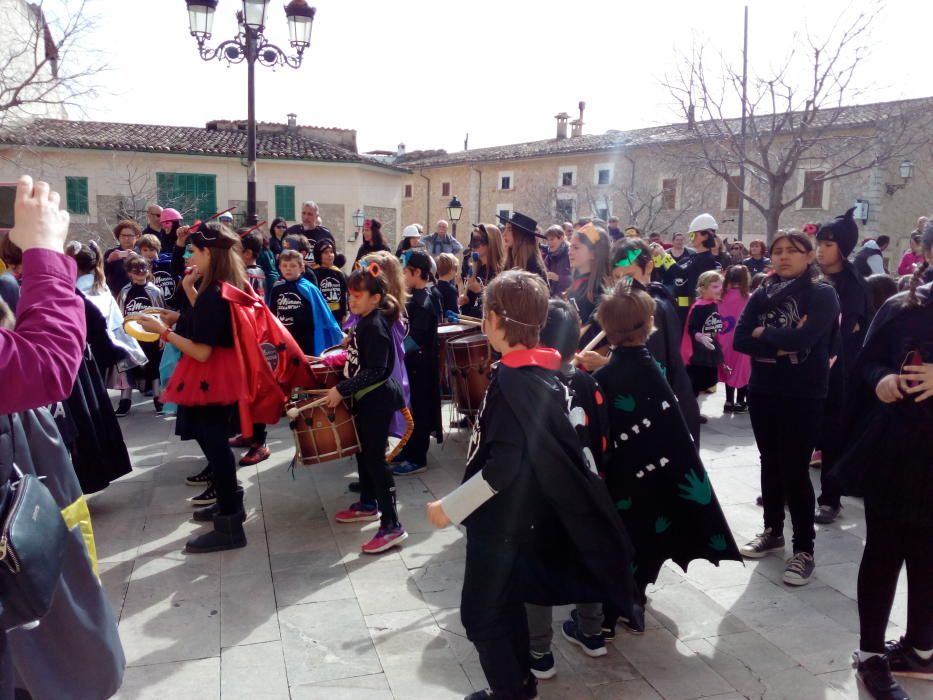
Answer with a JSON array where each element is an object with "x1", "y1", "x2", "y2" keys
[{"x1": 161, "y1": 346, "x2": 244, "y2": 406}]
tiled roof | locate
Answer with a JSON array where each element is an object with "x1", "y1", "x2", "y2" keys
[
  {"x1": 0, "y1": 118, "x2": 409, "y2": 171},
  {"x1": 397, "y1": 97, "x2": 933, "y2": 168}
]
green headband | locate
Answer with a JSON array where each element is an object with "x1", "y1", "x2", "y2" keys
[{"x1": 614, "y1": 249, "x2": 642, "y2": 268}]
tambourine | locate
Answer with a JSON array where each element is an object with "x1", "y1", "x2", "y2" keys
[{"x1": 123, "y1": 308, "x2": 163, "y2": 342}]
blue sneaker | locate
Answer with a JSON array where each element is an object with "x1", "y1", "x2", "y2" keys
[
  {"x1": 561, "y1": 618, "x2": 606, "y2": 657},
  {"x1": 393, "y1": 461, "x2": 427, "y2": 476}
]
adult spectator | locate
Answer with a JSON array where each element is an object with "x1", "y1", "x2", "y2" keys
[
  {"x1": 159, "y1": 207, "x2": 183, "y2": 251},
  {"x1": 286, "y1": 200, "x2": 335, "y2": 247},
  {"x1": 669, "y1": 232, "x2": 693, "y2": 263},
  {"x1": 268, "y1": 217, "x2": 288, "y2": 257},
  {"x1": 104, "y1": 219, "x2": 141, "y2": 296},
  {"x1": 854, "y1": 235, "x2": 890, "y2": 277},
  {"x1": 728, "y1": 240, "x2": 748, "y2": 265},
  {"x1": 742, "y1": 239, "x2": 771, "y2": 274},
  {"x1": 218, "y1": 210, "x2": 235, "y2": 228},
  {"x1": 898, "y1": 229, "x2": 925, "y2": 275},
  {"x1": 142, "y1": 204, "x2": 162, "y2": 238},
  {"x1": 607, "y1": 216, "x2": 623, "y2": 241},
  {"x1": 422, "y1": 219, "x2": 463, "y2": 257},
  {"x1": 396, "y1": 224, "x2": 423, "y2": 257},
  {"x1": 562, "y1": 221, "x2": 574, "y2": 242},
  {"x1": 647, "y1": 231, "x2": 663, "y2": 245},
  {"x1": 354, "y1": 217, "x2": 391, "y2": 265},
  {"x1": 0, "y1": 235, "x2": 21, "y2": 312},
  {"x1": 658, "y1": 213, "x2": 723, "y2": 327}
]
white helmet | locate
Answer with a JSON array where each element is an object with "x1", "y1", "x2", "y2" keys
[{"x1": 688, "y1": 213, "x2": 718, "y2": 233}]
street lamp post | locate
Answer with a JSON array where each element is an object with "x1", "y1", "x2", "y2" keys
[
  {"x1": 446, "y1": 195, "x2": 463, "y2": 241},
  {"x1": 185, "y1": 0, "x2": 316, "y2": 226},
  {"x1": 350, "y1": 208, "x2": 365, "y2": 242}
]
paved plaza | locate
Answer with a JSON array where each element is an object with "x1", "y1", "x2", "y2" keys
[{"x1": 92, "y1": 389, "x2": 932, "y2": 700}]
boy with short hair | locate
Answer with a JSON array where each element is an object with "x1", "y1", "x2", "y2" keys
[
  {"x1": 271, "y1": 249, "x2": 343, "y2": 356},
  {"x1": 239, "y1": 230, "x2": 267, "y2": 299},
  {"x1": 138, "y1": 234, "x2": 178, "y2": 306},
  {"x1": 434, "y1": 252, "x2": 461, "y2": 317},
  {"x1": 117, "y1": 253, "x2": 165, "y2": 415},
  {"x1": 311, "y1": 238, "x2": 348, "y2": 324},
  {"x1": 426, "y1": 270, "x2": 636, "y2": 700},
  {"x1": 393, "y1": 250, "x2": 443, "y2": 476}
]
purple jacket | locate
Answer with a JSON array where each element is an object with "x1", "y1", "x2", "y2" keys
[
  {"x1": 0, "y1": 249, "x2": 86, "y2": 414},
  {"x1": 544, "y1": 242, "x2": 572, "y2": 297}
]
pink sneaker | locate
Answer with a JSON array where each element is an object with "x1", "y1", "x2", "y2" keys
[
  {"x1": 335, "y1": 502, "x2": 381, "y2": 523},
  {"x1": 361, "y1": 525, "x2": 408, "y2": 554}
]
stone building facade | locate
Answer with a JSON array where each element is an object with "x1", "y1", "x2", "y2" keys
[
  {"x1": 0, "y1": 117, "x2": 406, "y2": 258},
  {"x1": 399, "y1": 98, "x2": 933, "y2": 262}
]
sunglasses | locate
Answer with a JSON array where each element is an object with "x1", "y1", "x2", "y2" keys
[
  {"x1": 128, "y1": 265, "x2": 148, "y2": 272},
  {"x1": 274, "y1": 224, "x2": 287, "y2": 229}
]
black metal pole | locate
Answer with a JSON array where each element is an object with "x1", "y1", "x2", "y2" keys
[
  {"x1": 737, "y1": 5, "x2": 748, "y2": 241},
  {"x1": 246, "y1": 27, "x2": 259, "y2": 226}
]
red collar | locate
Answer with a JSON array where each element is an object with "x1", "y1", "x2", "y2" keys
[{"x1": 500, "y1": 347, "x2": 562, "y2": 370}]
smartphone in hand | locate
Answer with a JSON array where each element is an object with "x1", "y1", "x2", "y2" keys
[{"x1": 0, "y1": 182, "x2": 16, "y2": 233}]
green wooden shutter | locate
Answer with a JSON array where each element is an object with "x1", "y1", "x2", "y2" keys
[
  {"x1": 65, "y1": 176, "x2": 89, "y2": 215},
  {"x1": 156, "y1": 172, "x2": 217, "y2": 221},
  {"x1": 275, "y1": 185, "x2": 295, "y2": 221}
]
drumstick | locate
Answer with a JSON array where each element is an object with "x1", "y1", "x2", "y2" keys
[
  {"x1": 240, "y1": 220, "x2": 267, "y2": 236},
  {"x1": 570, "y1": 330, "x2": 607, "y2": 368},
  {"x1": 285, "y1": 396, "x2": 329, "y2": 418},
  {"x1": 454, "y1": 314, "x2": 483, "y2": 327}
]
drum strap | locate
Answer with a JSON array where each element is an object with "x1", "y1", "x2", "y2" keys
[{"x1": 354, "y1": 379, "x2": 387, "y2": 402}]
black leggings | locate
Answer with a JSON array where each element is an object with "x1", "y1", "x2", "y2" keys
[
  {"x1": 748, "y1": 393, "x2": 823, "y2": 554},
  {"x1": 724, "y1": 386, "x2": 747, "y2": 404},
  {"x1": 858, "y1": 505, "x2": 933, "y2": 653},
  {"x1": 687, "y1": 364, "x2": 718, "y2": 396},
  {"x1": 195, "y1": 430, "x2": 239, "y2": 515},
  {"x1": 356, "y1": 404, "x2": 398, "y2": 526}
]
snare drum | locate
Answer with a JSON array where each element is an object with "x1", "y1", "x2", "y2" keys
[
  {"x1": 306, "y1": 346, "x2": 346, "y2": 390},
  {"x1": 286, "y1": 396, "x2": 361, "y2": 465},
  {"x1": 438, "y1": 323, "x2": 477, "y2": 399},
  {"x1": 447, "y1": 332, "x2": 493, "y2": 416}
]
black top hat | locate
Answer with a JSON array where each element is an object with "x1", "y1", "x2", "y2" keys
[{"x1": 496, "y1": 211, "x2": 542, "y2": 238}]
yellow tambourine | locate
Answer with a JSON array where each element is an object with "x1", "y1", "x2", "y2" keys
[{"x1": 123, "y1": 308, "x2": 163, "y2": 342}]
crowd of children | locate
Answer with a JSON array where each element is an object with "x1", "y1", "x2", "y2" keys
[{"x1": 11, "y1": 192, "x2": 929, "y2": 700}]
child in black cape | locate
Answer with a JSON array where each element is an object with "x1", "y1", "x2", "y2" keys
[
  {"x1": 525, "y1": 299, "x2": 616, "y2": 680},
  {"x1": 311, "y1": 238, "x2": 349, "y2": 325},
  {"x1": 393, "y1": 250, "x2": 443, "y2": 476},
  {"x1": 680, "y1": 270, "x2": 725, "y2": 397},
  {"x1": 594, "y1": 283, "x2": 741, "y2": 619},
  {"x1": 427, "y1": 271, "x2": 636, "y2": 700},
  {"x1": 826, "y1": 224, "x2": 933, "y2": 697}
]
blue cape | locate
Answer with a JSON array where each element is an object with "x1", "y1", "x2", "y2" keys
[{"x1": 294, "y1": 277, "x2": 344, "y2": 355}]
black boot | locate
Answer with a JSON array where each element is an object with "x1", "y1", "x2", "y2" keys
[
  {"x1": 192, "y1": 488, "x2": 245, "y2": 523},
  {"x1": 186, "y1": 491, "x2": 246, "y2": 553}
]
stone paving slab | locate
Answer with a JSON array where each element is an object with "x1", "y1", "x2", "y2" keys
[{"x1": 90, "y1": 391, "x2": 932, "y2": 699}]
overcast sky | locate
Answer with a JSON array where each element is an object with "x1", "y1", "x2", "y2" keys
[{"x1": 67, "y1": 0, "x2": 933, "y2": 154}]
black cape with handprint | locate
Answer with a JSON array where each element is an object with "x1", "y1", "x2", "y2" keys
[{"x1": 594, "y1": 345, "x2": 741, "y2": 589}]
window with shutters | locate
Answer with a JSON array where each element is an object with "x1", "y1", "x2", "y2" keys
[
  {"x1": 275, "y1": 185, "x2": 296, "y2": 221},
  {"x1": 498, "y1": 171, "x2": 514, "y2": 191},
  {"x1": 156, "y1": 172, "x2": 217, "y2": 221},
  {"x1": 597, "y1": 169, "x2": 611, "y2": 185},
  {"x1": 661, "y1": 178, "x2": 677, "y2": 210},
  {"x1": 404, "y1": 183, "x2": 413, "y2": 198},
  {"x1": 65, "y1": 176, "x2": 89, "y2": 215},
  {"x1": 441, "y1": 181, "x2": 451, "y2": 197},
  {"x1": 556, "y1": 198, "x2": 574, "y2": 222},
  {"x1": 725, "y1": 173, "x2": 744, "y2": 210},
  {"x1": 801, "y1": 171, "x2": 825, "y2": 209}
]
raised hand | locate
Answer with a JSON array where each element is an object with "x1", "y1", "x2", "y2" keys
[{"x1": 9, "y1": 175, "x2": 70, "y2": 253}]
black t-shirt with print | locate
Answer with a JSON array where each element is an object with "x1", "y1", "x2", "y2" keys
[
  {"x1": 314, "y1": 267, "x2": 348, "y2": 322},
  {"x1": 122, "y1": 283, "x2": 156, "y2": 317},
  {"x1": 151, "y1": 258, "x2": 177, "y2": 306},
  {"x1": 270, "y1": 279, "x2": 315, "y2": 354},
  {"x1": 687, "y1": 302, "x2": 723, "y2": 367},
  {"x1": 191, "y1": 284, "x2": 233, "y2": 348},
  {"x1": 338, "y1": 310, "x2": 403, "y2": 411}
]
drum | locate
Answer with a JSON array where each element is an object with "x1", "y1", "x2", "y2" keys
[
  {"x1": 307, "y1": 346, "x2": 346, "y2": 390},
  {"x1": 438, "y1": 323, "x2": 477, "y2": 399},
  {"x1": 447, "y1": 332, "x2": 493, "y2": 416},
  {"x1": 286, "y1": 395, "x2": 361, "y2": 465}
]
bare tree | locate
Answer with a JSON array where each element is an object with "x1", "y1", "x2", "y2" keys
[
  {"x1": 0, "y1": 0, "x2": 104, "y2": 128},
  {"x1": 665, "y1": 10, "x2": 932, "y2": 238}
]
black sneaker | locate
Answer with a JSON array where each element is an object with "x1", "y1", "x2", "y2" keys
[
  {"x1": 560, "y1": 617, "x2": 606, "y2": 657},
  {"x1": 855, "y1": 654, "x2": 910, "y2": 700},
  {"x1": 153, "y1": 398, "x2": 164, "y2": 415},
  {"x1": 571, "y1": 608, "x2": 618, "y2": 641},
  {"x1": 886, "y1": 637, "x2": 933, "y2": 680},
  {"x1": 185, "y1": 467, "x2": 213, "y2": 487},
  {"x1": 619, "y1": 603, "x2": 645, "y2": 635},
  {"x1": 115, "y1": 398, "x2": 131, "y2": 417},
  {"x1": 733, "y1": 402, "x2": 748, "y2": 414},
  {"x1": 464, "y1": 682, "x2": 538, "y2": 700},
  {"x1": 190, "y1": 484, "x2": 216, "y2": 506},
  {"x1": 723, "y1": 401, "x2": 735, "y2": 413},
  {"x1": 529, "y1": 650, "x2": 556, "y2": 680},
  {"x1": 815, "y1": 504, "x2": 842, "y2": 524},
  {"x1": 740, "y1": 528, "x2": 785, "y2": 558}
]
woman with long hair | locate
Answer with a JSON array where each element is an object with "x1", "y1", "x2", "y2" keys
[
  {"x1": 137, "y1": 222, "x2": 253, "y2": 553},
  {"x1": 566, "y1": 223, "x2": 611, "y2": 348},
  {"x1": 269, "y1": 217, "x2": 289, "y2": 258},
  {"x1": 734, "y1": 231, "x2": 840, "y2": 586},
  {"x1": 500, "y1": 212, "x2": 547, "y2": 282},
  {"x1": 828, "y1": 223, "x2": 933, "y2": 699},
  {"x1": 460, "y1": 223, "x2": 505, "y2": 318},
  {"x1": 355, "y1": 217, "x2": 391, "y2": 264}
]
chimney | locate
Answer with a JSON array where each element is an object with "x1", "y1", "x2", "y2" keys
[
  {"x1": 555, "y1": 112, "x2": 569, "y2": 140},
  {"x1": 570, "y1": 101, "x2": 585, "y2": 138},
  {"x1": 287, "y1": 112, "x2": 297, "y2": 130},
  {"x1": 397, "y1": 142, "x2": 406, "y2": 156}
]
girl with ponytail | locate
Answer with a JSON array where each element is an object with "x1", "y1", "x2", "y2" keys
[{"x1": 326, "y1": 260, "x2": 408, "y2": 554}]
